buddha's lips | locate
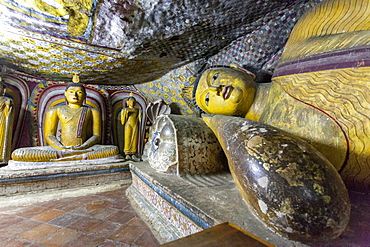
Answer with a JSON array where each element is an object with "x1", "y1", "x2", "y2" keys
[{"x1": 222, "y1": 85, "x2": 232, "y2": 100}]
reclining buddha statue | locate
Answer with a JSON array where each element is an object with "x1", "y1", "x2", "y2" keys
[{"x1": 11, "y1": 75, "x2": 119, "y2": 162}]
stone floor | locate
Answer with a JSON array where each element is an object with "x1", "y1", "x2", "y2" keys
[{"x1": 0, "y1": 185, "x2": 160, "y2": 247}]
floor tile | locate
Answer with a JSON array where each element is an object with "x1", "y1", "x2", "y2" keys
[
  {"x1": 38, "y1": 228, "x2": 81, "y2": 247},
  {"x1": 31, "y1": 209, "x2": 64, "y2": 222},
  {"x1": 107, "y1": 211, "x2": 136, "y2": 224},
  {"x1": 134, "y1": 231, "x2": 161, "y2": 247},
  {"x1": 66, "y1": 215, "x2": 104, "y2": 233},
  {"x1": 17, "y1": 223, "x2": 59, "y2": 242},
  {"x1": 47, "y1": 213, "x2": 79, "y2": 227},
  {"x1": 0, "y1": 187, "x2": 160, "y2": 246},
  {"x1": 109, "y1": 224, "x2": 145, "y2": 243},
  {"x1": 87, "y1": 207, "x2": 117, "y2": 220},
  {"x1": 88, "y1": 220, "x2": 121, "y2": 238},
  {"x1": 16, "y1": 206, "x2": 48, "y2": 219},
  {"x1": 0, "y1": 220, "x2": 42, "y2": 237},
  {"x1": 0, "y1": 215, "x2": 24, "y2": 229},
  {"x1": 86, "y1": 200, "x2": 113, "y2": 211},
  {"x1": 0, "y1": 238, "x2": 30, "y2": 247}
]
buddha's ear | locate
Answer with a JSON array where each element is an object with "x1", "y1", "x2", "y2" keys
[{"x1": 64, "y1": 92, "x2": 69, "y2": 105}]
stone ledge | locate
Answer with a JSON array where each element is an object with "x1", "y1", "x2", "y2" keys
[
  {"x1": 127, "y1": 162, "x2": 297, "y2": 246},
  {"x1": 0, "y1": 161, "x2": 131, "y2": 197}
]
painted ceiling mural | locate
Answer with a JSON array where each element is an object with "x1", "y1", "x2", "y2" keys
[{"x1": 0, "y1": 0, "x2": 320, "y2": 86}]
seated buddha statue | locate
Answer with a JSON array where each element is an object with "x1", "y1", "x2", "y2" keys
[{"x1": 11, "y1": 75, "x2": 119, "y2": 162}]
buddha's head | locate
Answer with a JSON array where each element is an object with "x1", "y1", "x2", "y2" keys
[
  {"x1": 64, "y1": 83, "x2": 86, "y2": 106},
  {"x1": 194, "y1": 65, "x2": 256, "y2": 117},
  {"x1": 126, "y1": 96, "x2": 136, "y2": 108}
]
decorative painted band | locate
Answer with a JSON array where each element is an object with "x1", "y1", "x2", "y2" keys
[
  {"x1": 274, "y1": 46, "x2": 370, "y2": 78},
  {"x1": 130, "y1": 168, "x2": 212, "y2": 230},
  {"x1": 0, "y1": 166, "x2": 130, "y2": 184}
]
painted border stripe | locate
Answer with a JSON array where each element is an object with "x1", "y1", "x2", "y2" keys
[{"x1": 130, "y1": 167, "x2": 212, "y2": 230}]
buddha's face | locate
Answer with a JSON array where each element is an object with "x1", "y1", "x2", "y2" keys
[
  {"x1": 126, "y1": 98, "x2": 136, "y2": 108},
  {"x1": 65, "y1": 86, "x2": 86, "y2": 105},
  {"x1": 195, "y1": 67, "x2": 256, "y2": 117}
]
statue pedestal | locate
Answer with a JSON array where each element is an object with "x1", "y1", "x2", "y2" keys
[
  {"x1": 0, "y1": 158, "x2": 130, "y2": 207},
  {"x1": 127, "y1": 162, "x2": 293, "y2": 245},
  {"x1": 5, "y1": 155, "x2": 123, "y2": 170},
  {"x1": 127, "y1": 162, "x2": 370, "y2": 246}
]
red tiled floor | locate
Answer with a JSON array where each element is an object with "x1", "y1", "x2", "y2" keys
[
  {"x1": 31, "y1": 209, "x2": 65, "y2": 222},
  {"x1": 38, "y1": 228, "x2": 81, "y2": 247},
  {"x1": 0, "y1": 186, "x2": 160, "y2": 247},
  {"x1": 17, "y1": 224, "x2": 59, "y2": 242}
]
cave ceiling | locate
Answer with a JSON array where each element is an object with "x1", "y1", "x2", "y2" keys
[{"x1": 0, "y1": 0, "x2": 318, "y2": 85}]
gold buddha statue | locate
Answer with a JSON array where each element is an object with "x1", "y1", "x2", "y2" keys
[
  {"x1": 197, "y1": 0, "x2": 369, "y2": 193},
  {"x1": 121, "y1": 93, "x2": 142, "y2": 161},
  {"x1": 0, "y1": 77, "x2": 14, "y2": 164},
  {"x1": 192, "y1": 64, "x2": 345, "y2": 172},
  {"x1": 11, "y1": 75, "x2": 119, "y2": 162}
]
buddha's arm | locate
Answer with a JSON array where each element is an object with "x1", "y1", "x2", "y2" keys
[
  {"x1": 73, "y1": 108, "x2": 101, "y2": 150},
  {"x1": 121, "y1": 109, "x2": 128, "y2": 125},
  {"x1": 44, "y1": 107, "x2": 66, "y2": 150}
]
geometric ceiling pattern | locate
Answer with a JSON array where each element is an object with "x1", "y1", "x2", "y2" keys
[{"x1": 0, "y1": 0, "x2": 321, "y2": 85}]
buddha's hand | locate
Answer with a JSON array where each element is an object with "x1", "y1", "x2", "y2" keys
[
  {"x1": 61, "y1": 149, "x2": 92, "y2": 156},
  {"x1": 68, "y1": 144, "x2": 89, "y2": 150}
]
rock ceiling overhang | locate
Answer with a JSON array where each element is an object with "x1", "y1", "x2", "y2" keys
[{"x1": 0, "y1": 0, "x2": 311, "y2": 85}]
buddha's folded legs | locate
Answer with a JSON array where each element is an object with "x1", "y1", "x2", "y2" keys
[{"x1": 11, "y1": 145, "x2": 119, "y2": 162}]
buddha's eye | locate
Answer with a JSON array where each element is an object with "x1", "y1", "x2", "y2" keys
[
  {"x1": 212, "y1": 73, "x2": 219, "y2": 84},
  {"x1": 205, "y1": 92, "x2": 210, "y2": 106}
]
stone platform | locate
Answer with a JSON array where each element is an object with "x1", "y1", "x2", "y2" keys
[
  {"x1": 127, "y1": 162, "x2": 370, "y2": 246},
  {"x1": 0, "y1": 159, "x2": 131, "y2": 207}
]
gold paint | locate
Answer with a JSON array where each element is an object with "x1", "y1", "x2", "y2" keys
[
  {"x1": 322, "y1": 196, "x2": 331, "y2": 204},
  {"x1": 247, "y1": 136, "x2": 265, "y2": 148},
  {"x1": 195, "y1": 67, "x2": 256, "y2": 117},
  {"x1": 11, "y1": 48, "x2": 25, "y2": 54},
  {"x1": 280, "y1": 0, "x2": 370, "y2": 63},
  {"x1": 0, "y1": 78, "x2": 14, "y2": 164},
  {"x1": 276, "y1": 163, "x2": 304, "y2": 187},
  {"x1": 260, "y1": 81, "x2": 346, "y2": 171},
  {"x1": 313, "y1": 183, "x2": 324, "y2": 195},
  {"x1": 74, "y1": 50, "x2": 86, "y2": 56},
  {"x1": 50, "y1": 44, "x2": 63, "y2": 50},
  {"x1": 25, "y1": 47, "x2": 35, "y2": 53},
  {"x1": 85, "y1": 56, "x2": 95, "y2": 62},
  {"x1": 263, "y1": 163, "x2": 271, "y2": 171},
  {"x1": 36, "y1": 46, "x2": 50, "y2": 53},
  {"x1": 73, "y1": 59, "x2": 84, "y2": 64},
  {"x1": 16, "y1": 0, "x2": 93, "y2": 36},
  {"x1": 63, "y1": 52, "x2": 75, "y2": 58},
  {"x1": 11, "y1": 76, "x2": 118, "y2": 162},
  {"x1": 38, "y1": 54, "x2": 49, "y2": 60},
  {"x1": 97, "y1": 55, "x2": 108, "y2": 61},
  {"x1": 280, "y1": 198, "x2": 294, "y2": 214},
  {"x1": 273, "y1": 66, "x2": 370, "y2": 192},
  {"x1": 121, "y1": 95, "x2": 142, "y2": 158},
  {"x1": 50, "y1": 54, "x2": 62, "y2": 60}
]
